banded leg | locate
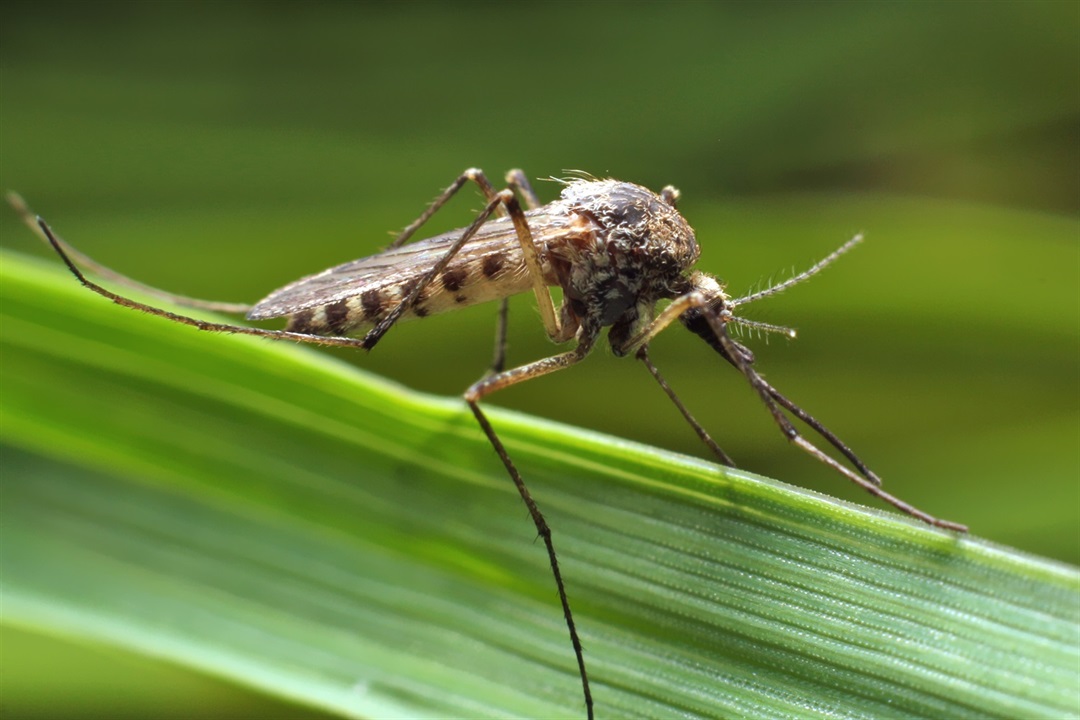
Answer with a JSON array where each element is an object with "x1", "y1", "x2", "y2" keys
[{"x1": 464, "y1": 332, "x2": 599, "y2": 720}]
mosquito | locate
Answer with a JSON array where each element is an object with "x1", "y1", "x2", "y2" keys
[{"x1": 10, "y1": 169, "x2": 966, "y2": 720}]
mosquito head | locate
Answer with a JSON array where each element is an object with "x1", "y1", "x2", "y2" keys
[
  {"x1": 679, "y1": 271, "x2": 802, "y2": 367},
  {"x1": 677, "y1": 272, "x2": 744, "y2": 363},
  {"x1": 681, "y1": 235, "x2": 863, "y2": 363}
]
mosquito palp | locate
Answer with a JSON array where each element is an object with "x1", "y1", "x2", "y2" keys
[
  {"x1": 12, "y1": 171, "x2": 967, "y2": 720},
  {"x1": 730, "y1": 316, "x2": 798, "y2": 339}
]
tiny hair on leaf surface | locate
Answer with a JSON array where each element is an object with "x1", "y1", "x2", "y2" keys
[{"x1": 2, "y1": 249, "x2": 1078, "y2": 719}]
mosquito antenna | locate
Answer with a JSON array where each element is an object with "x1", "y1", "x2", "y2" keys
[{"x1": 730, "y1": 233, "x2": 863, "y2": 308}]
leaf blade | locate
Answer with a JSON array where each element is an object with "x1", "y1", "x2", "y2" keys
[{"x1": 2, "y1": 250, "x2": 1077, "y2": 719}]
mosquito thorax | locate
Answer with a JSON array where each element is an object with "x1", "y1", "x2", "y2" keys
[{"x1": 548, "y1": 179, "x2": 700, "y2": 331}]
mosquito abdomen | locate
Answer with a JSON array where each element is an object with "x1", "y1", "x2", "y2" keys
[{"x1": 282, "y1": 255, "x2": 533, "y2": 337}]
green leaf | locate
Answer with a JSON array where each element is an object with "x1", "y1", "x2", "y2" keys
[{"x1": 2, "y1": 249, "x2": 1077, "y2": 719}]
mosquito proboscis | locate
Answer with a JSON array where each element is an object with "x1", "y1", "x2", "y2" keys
[{"x1": 10, "y1": 169, "x2": 967, "y2": 719}]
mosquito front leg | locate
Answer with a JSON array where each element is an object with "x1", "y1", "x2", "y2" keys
[
  {"x1": 758, "y1": 373, "x2": 881, "y2": 485},
  {"x1": 615, "y1": 289, "x2": 713, "y2": 357},
  {"x1": 464, "y1": 334, "x2": 598, "y2": 720},
  {"x1": 610, "y1": 288, "x2": 739, "y2": 466},
  {"x1": 617, "y1": 282, "x2": 965, "y2": 531},
  {"x1": 622, "y1": 277, "x2": 888, "y2": 490},
  {"x1": 700, "y1": 308, "x2": 968, "y2": 532}
]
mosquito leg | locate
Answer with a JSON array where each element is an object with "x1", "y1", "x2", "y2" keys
[
  {"x1": 468, "y1": 401, "x2": 594, "y2": 719},
  {"x1": 656, "y1": 274, "x2": 883, "y2": 489},
  {"x1": 501, "y1": 189, "x2": 563, "y2": 343},
  {"x1": 36, "y1": 218, "x2": 386, "y2": 350},
  {"x1": 24, "y1": 188, "x2": 507, "y2": 357},
  {"x1": 614, "y1": 288, "x2": 715, "y2": 357},
  {"x1": 614, "y1": 289, "x2": 738, "y2": 464},
  {"x1": 368, "y1": 168, "x2": 563, "y2": 354},
  {"x1": 387, "y1": 166, "x2": 536, "y2": 249},
  {"x1": 489, "y1": 299, "x2": 510, "y2": 374},
  {"x1": 387, "y1": 168, "x2": 501, "y2": 249},
  {"x1": 615, "y1": 281, "x2": 964, "y2": 531},
  {"x1": 703, "y1": 309, "x2": 968, "y2": 532},
  {"x1": 719, "y1": 334, "x2": 881, "y2": 487},
  {"x1": 637, "y1": 345, "x2": 736, "y2": 467},
  {"x1": 506, "y1": 169, "x2": 541, "y2": 210},
  {"x1": 464, "y1": 333, "x2": 598, "y2": 720},
  {"x1": 758, "y1": 376, "x2": 880, "y2": 484},
  {"x1": 363, "y1": 188, "x2": 523, "y2": 350},
  {"x1": 486, "y1": 170, "x2": 544, "y2": 375},
  {"x1": 8, "y1": 193, "x2": 252, "y2": 314},
  {"x1": 467, "y1": 333, "x2": 595, "y2": 403}
]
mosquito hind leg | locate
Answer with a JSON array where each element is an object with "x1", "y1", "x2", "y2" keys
[
  {"x1": 7, "y1": 193, "x2": 252, "y2": 314},
  {"x1": 35, "y1": 218, "x2": 385, "y2": 351}
]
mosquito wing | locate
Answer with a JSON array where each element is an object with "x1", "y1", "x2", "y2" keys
[{"x1": 247, "y1": 208, "x2": 570, "y2": 334}]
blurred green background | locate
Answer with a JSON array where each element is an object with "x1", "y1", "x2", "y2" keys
[{"x1": 2, "y1": 1, "x2": 1077, "y2": 717}]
